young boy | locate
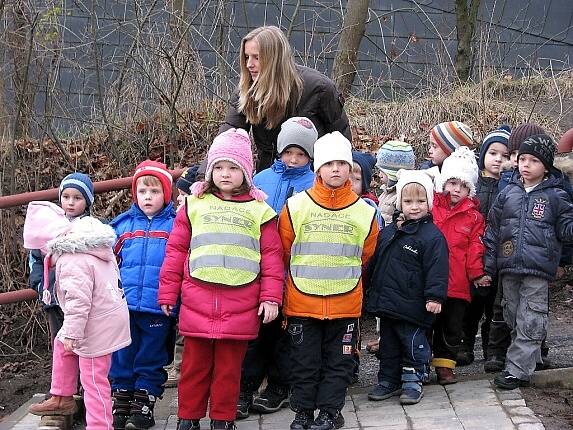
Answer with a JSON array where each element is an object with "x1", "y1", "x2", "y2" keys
[
  {"x1": 432, "y1": 147, "x2": 490, "y2": 385},
  {"x1": 237, "y1": 117, "x2": 317, "y2": 418},
  {"x1": 458, "y1": 126, "x2": 511, "y2": 366},
  {"x1": 365, "y1": 169, "x2": 448, "y2": 405},
  {"x1": 485, "y1": 134, "x2": 573, "y2": 389},
  {"x1": 351, "y1": 150, "x2": 383, "y2": 228},
  {"x1": 279, "y1": 131, "x2": 378, "y2": 430},
  {"x1": 109, "y1": 160, "x2": 177, "y2": 430},
  {"x1": 420, "y1": 121, "x2": 473, "y2": 170}
]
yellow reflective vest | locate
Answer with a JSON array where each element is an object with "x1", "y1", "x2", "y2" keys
[
  {"x1": 286, "y1": 192, "x2": 376, "y2": 296},
  {"x1": 187, "y1": 194, "x2": 276, "y2": 286}
]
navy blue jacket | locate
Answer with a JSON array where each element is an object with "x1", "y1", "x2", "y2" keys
[
  {"x1": 484, "y1": 170, "x2": 573, "y2": 280},
  {"x1": 253, "y1": 159, "x2": 315, "y2": 213},
  {"x1": 365, "y1": 215, "x2": 449, "y2": 329},
  {"x1": 110, "y1": 202, "x2": 176, "y2": 314},
  {"x1": 476, "y1": 175, "x2": 499, "y2": 220}
]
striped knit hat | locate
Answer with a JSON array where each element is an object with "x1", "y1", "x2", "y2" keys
[
  {"x1": 59, "y1": 172, "x2": 94, "y2": 209},
  {"x1": 478, "y1": 125, "x2": 511, "y2": 170},
  {"x1": 430, "y1": 121, "x2": 473, "y2": 155},
  {"x1": 376, "y1": 140, "x2": 416, "y2": 183}
]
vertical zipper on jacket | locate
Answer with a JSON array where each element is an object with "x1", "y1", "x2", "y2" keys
[
  {"x1": 138, "y1": 217, "x2": 152, "y2": 311},
  {"x1": 517, "y1": 193, "x2": 528, "y2": 269}
]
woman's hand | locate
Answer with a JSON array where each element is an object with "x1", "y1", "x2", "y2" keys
[
  {"x1": 161, "y1": 304, "x2": 174, "y2": 317},
  {"x1": 426, "y1": 301, "x2": 442, "y2": 314},
  {"x1": 258, "y1": 302, "x2": 279, "y2": 324}
]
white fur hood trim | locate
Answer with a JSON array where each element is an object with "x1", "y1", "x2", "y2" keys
[{"x1": 46, "y1": 217, "x2": 116, "y2": 255}]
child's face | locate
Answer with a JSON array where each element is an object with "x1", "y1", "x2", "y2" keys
[
  {"x1": 136, "y1": 179, "x2": 164, "y2": 216},
  {"x1": 350, "y1": 162, "x2": 363, "y2": 195},
  {"x1": 483, "y1": 142, "x2": 509, "y2": 178},
  {"x1": 317, "y1": 161, "x2": 351, "y2": 190},
  {"x1": 510, "y1": 150, "x2": 519, "y2": 168},
  {"x1": 428, "y1": 136, "x2": 449, "y2": 166},
  {"x1": 443, "y1": 178, "x2": 470, "y2": 206},
  {"x1": 518, "y1": 153, "x2": 547, "y2": 186},
  {"x1": 212, "y1": 160, "x2": 245, "y2": 197},
  {"x1": 378, "y1": 170, "x2": 389, "y2": 185},
  {"x1": 401, "y1": 185, "x2": 429, "y2": 220},
  {"x1": 280, "y1": 146, "x2": 310, "y2": 168},
  {"x1": 60, "y1": 188, "x2": 87, "y2": 218},
  {"x1": 176, "y1": 189, "x2": 189, "y2": 209}
]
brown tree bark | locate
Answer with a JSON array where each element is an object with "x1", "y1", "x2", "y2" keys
[
  {"x1": 455, "y1": 0, "x2": 481, "y2": 82},
  {"x1": 332, "y1": 0, "x2": 369, "y2": 98}
]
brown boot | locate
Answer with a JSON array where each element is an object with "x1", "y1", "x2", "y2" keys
[
  {"x1": 28, "y1": 395, "x2": 78, "y2": 416},
  {"x1": 435, "y1": 367, "x2": 457, "y2": 385}
]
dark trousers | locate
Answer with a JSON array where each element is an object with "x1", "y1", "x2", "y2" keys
[
  {"x1": 485, "y1": 282, "x2": 512, "y2": 359},
  {"x1": 376, "y1": 318, "x2": 431, "y2": 386},
  {"x1": 179, "y1": 338, "x2": 248, "y2": 421},
  {"x1": 45, "y1": 306, "x2": 64, "y2": 347},
  {"x1": 431, "y1": 298, "x2": 467, "y2": 367},
  {"x1": 240, "y1": 314, "x2": 290, "y2": 393},
  {"x1": 287, "y1": 317, "x2": 357, "y2": 415},
  {"x1": 462, "y1": 283, "x2": 497, "y2": 356}
]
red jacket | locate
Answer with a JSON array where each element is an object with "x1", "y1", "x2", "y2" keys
[
  {"x1": 158, "y1": 192, "x2": 284, "y2": 340},
  {"x1": 432, "y1": 192, "x2": 485, "y2": 302}
]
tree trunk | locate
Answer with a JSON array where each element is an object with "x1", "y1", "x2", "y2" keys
[
  {"x1": 455, "y1": 0, "x2": 481, "y2": 82},
  {"x1": 332, "y1": 0, "x2": 369, "y2": 98}
]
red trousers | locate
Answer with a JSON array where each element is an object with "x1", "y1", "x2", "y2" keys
[{"x1": 178, "y1": 337, "x2": 248, "y2": 421}]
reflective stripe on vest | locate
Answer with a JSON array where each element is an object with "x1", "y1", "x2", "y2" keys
[
  {"x1": 187, "y1": 194, "x2": 276, "y2": 286},
  {"x1": 287, "y1": 192, "x2": 376, "y2": 296}
]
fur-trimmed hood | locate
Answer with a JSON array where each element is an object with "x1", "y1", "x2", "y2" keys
[
  {"x1": 47, "y1": 217, "x2": 116, "y2": 261},
  {"x1": 554, "y1": 154, "x2": 573, "y2": 182}
]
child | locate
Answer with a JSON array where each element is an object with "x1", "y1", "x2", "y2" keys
[
  {"x1": 28, "y1": 173, "x2": 95, "y2": 347},
  {"x1": 376, "y1": 140, "x2": 416, "y2": 227},
  {"x1": 236, "y1": 117, "x2": 316, "y2": 419},
  {"x1": 458, "y1": 126, "x2": 510, "y2": 366},
  {"x1": 279, "y1": 131, "x2": 378, "y2": 430},
  {"x1": 421, "y1": 121, "x2": 473, "y2": 170},
  {"x1": 485, "y1": 134, "x2": 573, "y2": 389},
  {"x1": 352, "y1": 150, "x2": 383, "y2": 227},
  {"x1": 158, "y1": 128, "x2": 284, "y2": 430},
  {"x1": 24, "y1": 201, "x2": 130, "y2": 430},
  {"x1": 431, "y1": 146, "x2": 489, "y2": 385},
  {"x1": 365, "y1": 169, "x2": 448, "y2": 405},
  {"x1": 109, "y1": 160, "x2": 177, "y2": 430}
]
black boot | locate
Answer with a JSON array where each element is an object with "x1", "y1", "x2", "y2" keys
[
  {"x1": 112, "y1": 389, "x2": 133, "y2": 430},
  {"x1": 252, "y1": 384, "x2": 289, "y2": 413},
  {"x1": 309, "y1": 410, "x2": 344, "y2": 430},
  {"x1": 178, "y1": 419, "x2": 201, "y2": 430},
  {"x1": 210, "y1": 420, "x2": 236, "y2": 429},
  {"x1": 290, "y1": 409, "x2": 314, "y2": 430},
  {"x1": 125, "y1": 389, "x2": 155, "y2": 430},
  {"x1": 236, "y1": 390, "x2": 253, "y2": 419}
]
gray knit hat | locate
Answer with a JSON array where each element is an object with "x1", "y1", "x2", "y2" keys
[{"x1": 276, "y1": 117, "x2": 318, "y2": 158}]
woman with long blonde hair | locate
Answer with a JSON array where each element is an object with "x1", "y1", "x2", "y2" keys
[{"x1": 220, "y1": 26, "x2": 351, "y2": 171}]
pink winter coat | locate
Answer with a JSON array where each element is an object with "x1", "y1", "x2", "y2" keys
[
  {"x1": 47, "y1": 217, "x2": 131, "y2": 358},
  {"x1": 158, "y1": 193, "x2": 284, "y2": 340}
]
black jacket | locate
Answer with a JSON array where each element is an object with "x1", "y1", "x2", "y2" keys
[
  {"x1": 476, "y1": 175, "x2": 499, "y2": 220},
  {"x1": 220, "y1": 65, "x2": 351, "y2": 170},
  {"x1": 484, "y1": 170, "x2": 573, "y2": 280},
  {"x1": 365, "y1": 215, "x2": 449, "y2": 329}
]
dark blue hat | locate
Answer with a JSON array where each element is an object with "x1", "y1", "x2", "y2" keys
[
  {"x1": 59, "y1": 172, "x2": 94, "y2": 208},
  {"x1": 352, "y1": 151, "x2": 376, "y2": 193},
  {"x1": 478, "y1": 125, "x2": 511, "y2": 170}
]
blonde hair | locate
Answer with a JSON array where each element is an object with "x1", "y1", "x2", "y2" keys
[
  {"x1": 401, "y1": 182, "x2": 427, "y2": 203},
  {"x1": 136, "y1": 175, "x2": 162, "y2": 188},
  {"x1": 238, "y1": 26, "x2": 303, "y2": 129}
]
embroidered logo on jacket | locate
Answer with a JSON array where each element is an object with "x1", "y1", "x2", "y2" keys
[
  {"x1": 502, "y1": 240, "x2": 514, "y2": 257},
  {"x1": 403, "y1": 244, "x2": 419, "y2": 255},
  {"x1": 532, "y1": 198, "x2": 547, "y2": 220}
]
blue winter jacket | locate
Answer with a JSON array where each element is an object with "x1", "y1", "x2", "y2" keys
[
  {"x1": 365, "y1": 214, "x2": 449, "y2": 329},
  {"x1": 253, "y1": 159, "x2": 315, "y2": 213},
  {"x1": 110, "y1": 202, "x2": 176, "y2": 314},
  {"x1": 484, "y1": 170, "x2": 573, "y2": 280}
]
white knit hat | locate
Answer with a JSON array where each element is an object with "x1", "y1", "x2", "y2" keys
[
  {"x1": 277, "y1": 117, "x2": 318, "y2": 158},
  {"x1": 396, "y1": 170, "x2": 435, "y2": 210},
  {"x1": 313, "y1": 131, "x2": 353, "y2": 173},
  {"x1": 435, "y1": 146, "x2": 479, "y2": 197}
]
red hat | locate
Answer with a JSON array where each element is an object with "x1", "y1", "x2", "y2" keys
[{"x1": 132, "y1": 160, "x2": 173, "y2": 205}]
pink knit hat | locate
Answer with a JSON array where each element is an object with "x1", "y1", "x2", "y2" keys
[
  {"x1": 191, "y1": 128, "x2": 267, "y2": 201},
  {"x1": 23, "y1": 201, "x2": 71, "y2": 252}
]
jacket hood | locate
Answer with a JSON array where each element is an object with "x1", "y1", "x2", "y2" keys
[
  {"x1": 47, "y1": 217, "x2": 116, "y2": 260},
  {"x1": 271, "y1": 158, "x2": 312, "y2": 176}
]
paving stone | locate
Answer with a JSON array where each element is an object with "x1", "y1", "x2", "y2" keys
[
  {"x1": 509, "y1": 406, "x2": 536, "y2": 416},
  {"x1": 511, "y1": 415, "x2": 542, "y2": 425},
  {"x1": 503, "y1": 399, "x2": 527, "y2": 407},
  {"x1": 495, "y1": 389, "x2": 524, "y2": 401},
  {"x1": 517, "y1": 423, "x2": 545, "y2": 430}
]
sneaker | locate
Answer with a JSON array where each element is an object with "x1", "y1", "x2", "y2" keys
[
  {"x1": 164, "y1": 366, "x2": 180, "y2": 388},
  {"x1": 400, "y1": 368, "x2": 423, "y2": 405},
  {"x1": 252, "y1": 385, "x2": 289, "y2": 413},
  {"x1": 484, "y1": 355, "x2": 505, "y2": 373},
  {"x1": 28, "y1": 395, "x2": 78, "y2": 416},
  {"x1": 456, "y1": 351, "x2": 474, "y2": 366},
  {"x1": 290, "y1": 410, "x2": 314, "y2": 430},
  {"x1": 309, "y1": 410, "x2": 344, "y2": 430},
  {"x1": 125, "y1": 389, "x2": 155, "y2": 430},
  {"x1": 236, "y1": 390, "x2": 253, "y2": 419},
  {"x1": 112, "y1": 390, "x2": 133, "y2": 430},
  {"x1": 210, "y1": 420, "x2": 236, "y2": 430},
  {"x1": 494, "y1": 371, "x2": 530, "y2": 390},
  {"x1": 178, "y1": 419, "x2": 201, "y2": 430},
  {"x1": 368, "y1": 381, "x2": 401, "y2": 401},
  {"x1": 435, "y1": 367, "x2": 457, "y2": 385}
]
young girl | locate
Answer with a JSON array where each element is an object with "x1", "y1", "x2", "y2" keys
[
  {"x1": 158, "y1": 128, "x2": 284, "y2": 430},
  {"x1": 24, "y1": 201, "x2": 131, "y2": 430}
]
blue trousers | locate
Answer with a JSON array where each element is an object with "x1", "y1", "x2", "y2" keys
[{"x1": 110, "y1": 311, "x2": 175, "y2": 397}]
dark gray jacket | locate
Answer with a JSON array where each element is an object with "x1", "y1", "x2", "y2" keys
[
  {"x1": 484, "y1": 170, "x2": 573, "y2": 280},
  {"x1": 220, "y1": 65, "x2": 351, "y2": 170}
]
